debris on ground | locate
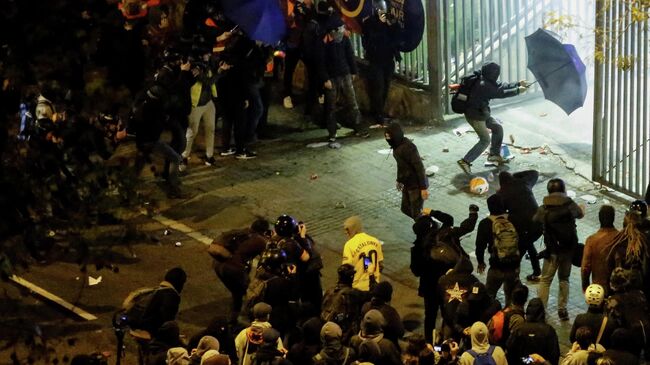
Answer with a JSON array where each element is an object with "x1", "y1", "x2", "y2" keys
[
  {"x1": 442, "y1": 148, "x2": 449, "y2": 153},
  {"x1": 310, "y1": 174, "x2": 318, "y2": 180},
  {"x1": 88, "y1": 276, "x2": 102, "y2": 286},
  {"x1": 581, "y1": 195, "x2": 598, "y2": 204},
  {"x1": 335, "y1": 201, "x2": 346, "y2": 209},
  {"x1": 163, "y1": 229, "x2": 171, "y2": 236},
  {"x1": 306, "y1": 142, "x2": 329, "y2": 148},
  {"x1": 567, "y1": 190, "x2": 577, "y2": 198},
  {"x1": 174, "y1": 241, "x2": 182, "y2": 247},
  {"x1": 377, "y1": 149, "x2": 392, "y2": 155},
  {"x1": 425, "y1": 165, "x2": 439, "y2": 176}
]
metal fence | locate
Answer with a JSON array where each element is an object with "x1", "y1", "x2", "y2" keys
[
  {"x1": 437, "y1": 0, "x2": 595, "y2": 113},
  {"x1": 593, "y1": 0, "x2": 650, "y2": 198},
  {"x1": 349, "y1": 2, "x2": 430, "y2": 87}
]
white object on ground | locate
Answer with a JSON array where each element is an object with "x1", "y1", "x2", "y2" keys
[
  {"x1": 307, "y1": 142, "x2": 329, "y2": 148},
  {"x1": 566, "y1": 190, "x2": 577, "y2": 198},
  {"x1": 581, "y1": 194, "x2": 598, "y2": 204},
  {"x1": 377, "y1": 149, "x2": 392, "y2": 155},
  {"x1": 88, "y1": 276, "x2": 102, "y2": 286},
  {"x1": 425, "y1": 165, "x2": 439, "y2": 176},
  {"x1": 175, "y1": 241, "x2": 182, "y2": 247},
  {"x1": 453, "y1": 126, "x2": 472, "y2": 136}
]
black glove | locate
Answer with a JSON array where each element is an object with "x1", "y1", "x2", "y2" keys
[{"x1": 469, "y1": 204, "x2": 479, "y2": 213}]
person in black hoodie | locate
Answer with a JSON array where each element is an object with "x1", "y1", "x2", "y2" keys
[
  {"x1": 313, "y1": 322, "x2": 357, "y2": 365},
  {"x1": 252, "y1": 328, "x2": 292, "y2": 365},
  {"x1": 288, "y1": 317, "x2": 323, "y2": 365},
  {"x1": 147, "y1": 321, "x2": 185, "y2": 365},
  {"x1": 437, "y1": 256, "x2": 479, "y2": 342},
  {"x1": 506, "y1": 298, "x2": 560, "y2": 365},
  {"x1": 496, "y1": 170, "x2": 543, "y2": 281},
  {"x1": 475, "y1": 194, "x2": 521, "y2": 306},
  {"x1": 360, "y1": 281, "x2": 404, "y2": 347},
  {"x1": 317, "y1": 14, "x2": 368, "y2": 148},
  {"x1": 455, "y1": 281, "x2": 501, "y2": 341},
  {"x1": 457, "y1": 62, "x2": 528, "y2": 174},
  {"x1": 361, "y1": 0, "x2": 401, "y2": 127},
  {"x1": 570, "y1": 284, "x2": 615, "y2": 349},
  {"x1": 350, "y1": 310, "x2": 401, "y2": 365},
  {"x1": 140, "y1": 267, "x2": 187, "y2": 336},
  {"x1": 384, "y1": 122, "x2": 429, "y2": 219},
  {"x1": 533, "y1": 178, "x2": 585, "y2": 321},
  {"x1": 598, "y1": 328, "x2": 640, "y2": 365}
]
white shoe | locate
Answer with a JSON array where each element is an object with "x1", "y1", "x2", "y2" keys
[{"x1": 283, "y1": 96, "x2": 294, "y2": 109}]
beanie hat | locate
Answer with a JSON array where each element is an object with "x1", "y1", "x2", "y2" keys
[
  {"x1": 253, "y1": 302, "x2": 272, "y2": 319},
  {"x1": 200, "y1": 350, "x2": 230, "y2": 365},
  {"x1": 320, "y1": 321, "x2": 343, "y2": 341},
  {"x1": 372, "y1": 281, "x2": 393, "y2": 302},
  {"x1": 262, "y1": 328, "x2": 281, "y2": 344},
  {"x1": 164, "y1": 267, "x2": 187, "y2": 292},
  {"x1": 361, "y1": 309, "x2": 385, "y2": 336},
  {"x1": 166, "y1": 347, "x2": 190, "y2": 365},
  {"x1": 195, "y1": 336, "x2": 220, "y2": 357}
]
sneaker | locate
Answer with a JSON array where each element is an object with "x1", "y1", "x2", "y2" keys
[
  {"x1": 235, "y1": 150, "x2": 257, "y2": 160},
  {"x1": 328, "y1": 138, "x2": 341, "y2": 149},
  {"x1": 204, "y1": 156, "x2": 216, "y2": 166},
  {"x1": 283, "y1": 96, "x2": 294, "y2": 109},
  {"x1": 526, "y1": 274, "x2": 541, "y2": 282},
  {"x1": 487, "y1": 154, "x2": 507, "y2": 164},
  {"x1": 457, "y1": 159, "x2": 472, "y2": 174},
  {"x1": 179, "y1": 157, "x2": 188, "y2": 172},
  {"x1": 558, "y1": 308, "x2": 570, "y2": 321},
  {"x1": 355, "y1": 131, "x2": 370, "y2": 138},
  {"x1": 220, "y1": 148, "x2": 236, "y2": 157}
]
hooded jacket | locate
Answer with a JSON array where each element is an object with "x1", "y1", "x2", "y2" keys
[
  {"x1": 437, "y1": 258, "x2": 479, "y2": 340},
  {"x1": 360, "y1": 293, "x2": 404, "y2": 346},
  {"x1": 140, "y1": 276, "x2": 184, "y2": 335},
  {"x1": 533, "y1": 192, "x2": 584, "y2": 252},
  {"x1": 148, "y1": 321, "x2": 184, "y2": 365},
  {"x1": 506, "y1": 298, "x2": 560, "y2": 365},
  {"x1": 464, "y1": 62, "x2": 521, "y2": 121},
  {"x1": 385, "y1": 123, "x2": 428, "y2": 191},
  {"x1": 349, "y1": 310, "x2": 401, "y2": 365},
  {"x1": 455, "y1": 283, "x2": 502, "y2": 333},
  {"x1": 314, "y1": 322, "x2": 357, "y2": 365},
  {"x1": 288, "y1": 317, "x2": 323, "y2": 365},
  {"x1": 496, "y1": 170, "x2": 542, "y2": 235},
  {"x1": 459, "y1": 322, "x2": 507, "y2": 365}
]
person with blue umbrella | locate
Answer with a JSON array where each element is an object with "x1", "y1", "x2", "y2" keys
[{"x1": 457, "y1": 62, "x2": 529, "y2": 175}]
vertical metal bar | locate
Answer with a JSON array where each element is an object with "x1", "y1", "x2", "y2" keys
[
  {"x1": 426, "y1": 0, "x2": 443, "y2": 118},
  {"x1": 643, "y1": 15, "x2": 649, "y2": 196},
  {"x1": 443, "y1": 0, "x2": 451, "y2": 112},
  {"x1": 469, "y1": 0, "x2": 475, "y2": 73},
  {"x1": 608, "y1": 0, "x2": 616, "y2": 185},
  {"x1": 594, "y1": 0, "x2": 606, "y2": 181},
  {"x1": 497, "y1": 0, "x2": 503, "y2": 69},
  {"x1": 635, "y1": 16, "x2": 642, "y2": 194},
  {"x1": 515, "y1": 0, "x2": 521, "y2": 83},
  {"x1": 454, "y1": 0, "x2": 459, "y2": 82},
  {"x1": 622, "y1": 1, "x2": 629, "y2": 191},
  {"x1": 461, "y1": 0, "x2": 467, "y2": 76},
  {"x1": 616, "y1": 0, "x2": 624, "y2": 188},
  {"x1": 505, "y1": 0, "x2": 512, "y2": 81},
  {"x1": 480, "y1": 0, "x2": 485, "y2": 65}
]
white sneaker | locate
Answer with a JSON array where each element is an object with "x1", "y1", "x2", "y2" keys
[
  {"x1": 318, "y1": 95, "x2": 325, "y2": 105},
  {"x1": 283, "y1": 96, "x2": 294, "y2": 109}
]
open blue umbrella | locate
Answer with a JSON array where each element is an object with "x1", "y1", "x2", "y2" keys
[
  {"x1": 221, "y1": 0, "x2": 287, "y2": 45},
  {"x1": 525, "y1": 28, "x2": 587, "y2": 115}
]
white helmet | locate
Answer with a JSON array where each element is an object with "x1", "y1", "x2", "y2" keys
[{"x1": 585, "y1": 284, "x2": 605, "y2": 306}]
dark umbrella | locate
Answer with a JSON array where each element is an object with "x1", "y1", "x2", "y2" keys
[
  {"x1": 525, "y1": 28, "x2": 587, "y2": 115},
  {"x1": 221, "y1": 0, "x2": 287, "y2": 45}
]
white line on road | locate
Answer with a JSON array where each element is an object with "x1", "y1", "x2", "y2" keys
[{"x1": 151, "y1": 215, "x2": 213, "y2": 245}]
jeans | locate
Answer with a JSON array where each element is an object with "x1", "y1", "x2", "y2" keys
[
  {"x1": 486, "y1": 266, "x2": 520, "y2": 306},
  {"x1": 136, "y1": 141, "x2": 181, "y2": 188},
  {"x1": 537, "y1": 252, "x2": 573, "y2": 312},
  {"x1": 283, "y1": 47, "x2": 301, "y2": 97},
  {"x1": 463, "y1": 116, "x2": 503, "y2": 163},
  {"x1": 401, "y1": 188, "x2": 423, "y2": 220},
  {"x1": 366, "y1": 60, "x2": 395, "y2": 123},
  {"x1": 183, "y1": 100, "x2": 215, "y2": 159},
  {"x1": 246, "y1": 83, "x2": 264, "y2": 143},
  {"x1": 323, "y1": 74, "x2": 365, "y2": 139}
]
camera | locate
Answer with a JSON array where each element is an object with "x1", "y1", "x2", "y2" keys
[{"x1": 521, "y1": 356, "x2": 534, "y2": 364}]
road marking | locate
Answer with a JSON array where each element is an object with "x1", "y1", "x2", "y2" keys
[
  {"x1": 151, "y1": 214, "x2": 213, "y2": 245},
  {"x1": 9, "y1": 275, "x2": 98, "y2": 321}
]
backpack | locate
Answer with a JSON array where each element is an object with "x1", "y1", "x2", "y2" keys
[
  {"x1": 313, "y1": 348, "x2": 351, "y2": 365},
  {"x1": 242, "y1": 326, "x2": 266, "y2": 365},
  {"x1": 451, "y1": 71, "x2": 481, "y2": 114},
  {"x1": 488, "y1": 307, "x2": 524, "y2": 346},
  {"x1": 243, "y1": 274, "x2": 272, "y2": 318},
  {"x1": 429, "y1": 232, "x2": 461, "y2": 267},
  {"x1": 489, "y1": 215, "x2": 520, "y2": 265},
  {"x1": 321, "y1": 285, "x2": 353, "y2": 324},
  {"x1": 121, "y1": 285, "x2": 176, "y2": 329},
  {"x1": 542, "y1": 202, "x2": 578, "y2": 248},
  {"x1": 466, "y1": 346, "x2": 497, "y2": 365}
]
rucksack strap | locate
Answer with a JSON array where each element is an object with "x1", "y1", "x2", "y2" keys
[
  {"x1": 342, "y1": 347, "x2": 350, "y2": 365},
  {"x1": 466, "y1": 349, "x2": 478, "y2": 358},
  {"x1": 595, "y1": 316, "x2": 607, "y2": 345},
  {"x1": 487, "y1": 345, "x2": 495, "y2": 356}
]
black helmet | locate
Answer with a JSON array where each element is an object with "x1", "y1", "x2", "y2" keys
[
  {"x1": 629, "y1": 200, "x2": 648, "y2": 218},
  {"x1": 547, "y1": 178, "x2": 566, "y2": 194},
  {"x1": 337, "y1": 264, "x2": 356, "y2": 283},
  {"x1": 274, "y1": 214, "x2": 297, "y2": 238},
  {"x1": 260, "y1": 247, "x2": 287, "y2": 272}
]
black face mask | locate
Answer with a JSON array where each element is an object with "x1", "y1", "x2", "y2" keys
[{"x1": 385, "y1": 137, "x2": 396, "y2": 148}]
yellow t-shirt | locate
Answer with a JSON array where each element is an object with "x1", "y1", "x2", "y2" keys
[{"x1": 342, "y1": 232, "x2": 384, "y2": 291}]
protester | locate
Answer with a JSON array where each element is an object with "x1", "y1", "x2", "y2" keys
[
  {"x1": 321, "y1": 264, "x2": 367, "y2": 342},
  {"x1": 506, "y1": 298, "x2": 560, "y2": 365},
  {"x1": 360, "y1": 281, "x2": 404, "y2": 346},
  {"x1": 560, "y1": 326, "x2": 598, "y2": 365},
  {"x1": 385, "y1": 122, "x2": 429, "y2": 219},
  {"x1": 487, "y1": 283, "x2": 528, "y2": 348},
  {"x1": 437, "y1": 256, "x2": 479, "y2": 341},
  {"x1": 455, "y1": 281, "x2": 501, "y2": 341},
  {"x1": 349, "y1": 310, "x2": 402, "y2": 365},
  {"x1": 189, "y1": 336, "x2": 220, "y2": 365},
  {"x1": 313, "y1": 322, "x2": 357, "y2": 365},
  {"x1": 457, "y1": 62, "x2": 528, "y2": 174},
  {"x1": 342, "y1": 215, "x2": 384, "y2": 291},
  {"x1": 570, "y1": 284, "x2": 615, "y2": 349},
  {"x1": 234, "y1": 302, "x2": 285, "y2": 365},
  {"x1": 138, "y1": 267, "x2": 187, "y2": 337},
  {"x1": 534, "y1": 178, "x2": 585, "y2": 321},
  {"x1": 582, "y1": 205, "x2": 618, "y2": 292},
  {"x1": 458, "y1": 322, "x2": 507, "y2": 365},
  {"x1": 475, "y1": 194, "x2": 521, "y2": 306},
  {"x1": 496, "y1": 170, "x2": 543, "y2": 281}
]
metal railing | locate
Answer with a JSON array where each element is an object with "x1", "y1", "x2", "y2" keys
[{"x1": 593, "y1": 0, "x2": 650, "y2": 198}]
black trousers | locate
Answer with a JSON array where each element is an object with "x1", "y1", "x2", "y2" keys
[
  {"x1": 283, "y1": 47, "x2": 301, "y2": 97},
  {"x1": 423, "y1": 293, "x2": 441, "y2": 343},
  {"x1": 366, "y1": 60, "x2": 395, "y2": 123}
]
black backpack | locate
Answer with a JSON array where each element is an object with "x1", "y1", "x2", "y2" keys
[
  {"x1": 451, "y1": 71, "x2": 481, "y2": 114},
  {"x1": 321, "y1": 285, "x2": 354, "y2": 324},
  {"x1": 542, "y1": 202, "x2": 578, "y2": 248}
]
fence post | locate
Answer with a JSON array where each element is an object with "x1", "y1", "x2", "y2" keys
[
  {"x1": 592, "y1": 0, "x2": 604, "y2": 182},
  {"x1": 426, "y1": 0, "x2": 444, "y2": 123}
]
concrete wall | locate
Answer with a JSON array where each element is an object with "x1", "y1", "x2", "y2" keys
[{"x1": 291, "y1": 61, "x2": 440, "y2": 125}]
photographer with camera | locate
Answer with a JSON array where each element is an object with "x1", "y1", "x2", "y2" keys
[{"x1": 361, "y1": 0, "x2": 401, "y2": 127}]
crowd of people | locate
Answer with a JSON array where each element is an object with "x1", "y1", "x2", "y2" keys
[{"x1": 120, "y1": 176, "x2": 650, "y2": 365}]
